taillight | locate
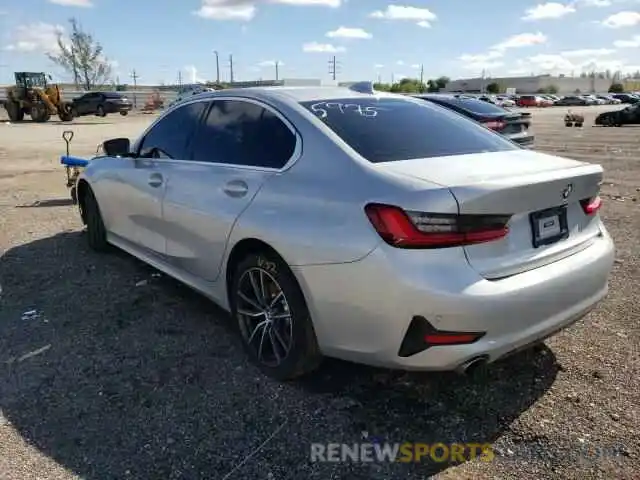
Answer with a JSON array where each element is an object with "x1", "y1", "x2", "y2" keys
[
  {"x1": 424, "y1": 333, "x2": 483, "y2": 345},
  {"x1": 364, "y1": 203, "x2": 511, "y2": 249},
  {"x1": 483, "y1": 120, "x2": 505, "y2": 131},
  {"x1": 580, "y1": 196, "x2": 602, "y2": 215}
]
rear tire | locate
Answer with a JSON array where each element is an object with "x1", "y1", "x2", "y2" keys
[
  {"x1": 83, "y1": 187, "x2": 109, "y2": 252},
  {"x1": 6, "y1": 101, "x2": 24, "y2": 122},
  {"x1": 230, "y1": 252, "x2": 322, "y2": 380},
  {"x1": 58, "y1": 103, "x2": 74, "y2": 121},
  {"x1": 120, "y1": 110, "x2": 128, "y2": 116}
]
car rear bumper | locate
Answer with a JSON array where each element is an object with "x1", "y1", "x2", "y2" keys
[{"x1": 293, "y1": 226, "x2": 614, "y2": 371}]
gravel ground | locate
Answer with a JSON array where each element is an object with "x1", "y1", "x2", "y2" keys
[{"x1": 0, "y1": 106, "x2": 638, "y2": 480}]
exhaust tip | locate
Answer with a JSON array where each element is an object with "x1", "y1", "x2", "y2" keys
[{"x1": 456, "y1": 355, "x2": 489, "y2": 376}]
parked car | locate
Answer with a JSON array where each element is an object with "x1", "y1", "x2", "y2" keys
[
  {"x1": 516, "y1": 95, "x2": 538, "y2": 107},
  {"x1": 169, "y1": 85, "x2": 216, "y2": 107},
  {"x1": 414, "y1": 94, "x2": 534, "y2": 147},
  {"x1": 582, "y1": 95, "x2": 605, "y2": 105},
  {"x1": 73, "y1": 85, "x2": 614, "y2": 380},
  {"x1": 555, "y1": 95, "x2": 590, "y2": 106},
  {"x1": 595, "y1": 102, "x2": 640, "y2": 126},
  {"x1": 495, "y1": 96, "x2": 516, "y2": 107},
  {"x1": 595, "y1": 94, "x2": 621, "y2": 105},
  {"x1": 609, "y1": 93, "x2": 639, "y2": 104},
  {"x1": 71, "y1": 91, "x2": 132, "y2": 117},
  {"x1": 517, "y1": 95, "x2": 552, "y2": 107}
]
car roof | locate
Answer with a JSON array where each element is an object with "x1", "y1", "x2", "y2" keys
[
  {"x1": 413, "y1": 93, "x2": 477, "y2": 100},
  {"x1": 189, "y1": 86, "x2": 391, "y2": 104}
]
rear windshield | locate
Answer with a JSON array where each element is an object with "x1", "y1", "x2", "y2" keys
[
  {"x1": 422, "y1": 96, "x2": 509, "y2": 115},
  {"x1": 300, "y1": 97, "x2": 519, "y2": 163}
]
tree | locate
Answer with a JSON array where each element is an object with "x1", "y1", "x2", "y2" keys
[
  {"x1": 426, "y1": 79, "x2": 439, "y2": 92},
  {"x1": 47, "y1": 18, "x2": 113, "y2": 90},
  {"x1": 373, "y1": 82, "x2": 391, "y2": 92},
  {"x1": 434, "y1": 76, "x2": 449, "y2": 90},
  {"x1": 486, "y1": 82, "x2": 500, "y2": 94},
  {"x1": 390, "y1": 78, "x2": 425, "y2": 93},
  {"x1": 608, "y1": 83, "x2": 624, "y2": 93}
]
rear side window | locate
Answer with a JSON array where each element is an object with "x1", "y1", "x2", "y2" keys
[
  {"x1": 300, "y1": 97, "x2": 518, "y2": 163},
  {"x1": 191, "y1": 100, "x2": 296, "y2": 168},
  {"x1": 422, "y1": 96, "x2": 508, "y2": 115}
]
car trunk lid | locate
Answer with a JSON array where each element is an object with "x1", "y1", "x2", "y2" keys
[{"x1": 379, "y1": 149, "x2": 603, "y2": 279}]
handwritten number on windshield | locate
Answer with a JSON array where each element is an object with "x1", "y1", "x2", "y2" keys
[{"x1": 310, "y1": 102, "x2": 379, "y2": 119}]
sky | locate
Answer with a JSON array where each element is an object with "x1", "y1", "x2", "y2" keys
[{"x1": 0, "y1": 0, "x2": 639, "y2": 85}]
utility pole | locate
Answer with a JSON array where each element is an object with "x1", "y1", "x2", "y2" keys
[
  {"x1": 419, "y1": 64, "x2": 424, "y2": 91},
  {"x1": 130, "y1": 69, "x2": 139, "y2": 108},
  {"x1": 177, "y1": 70, "x2": 182, "y2": 87},
  {"x1": 214, "y1": 50, "x2": 220, "y2": 84},
  {"x1": 275, "y1": 60, "x2": 280, "y2": 81},
  {"x1": 328, "y1": 56, "x2": 340, "y2": 81},
  {"x1": 229, "y1": 54, "x2": 234, "y2": 84}
]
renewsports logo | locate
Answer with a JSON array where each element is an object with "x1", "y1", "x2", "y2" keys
[{"x1": 310, "y1": 442, "x2": 495, "y2": 463}]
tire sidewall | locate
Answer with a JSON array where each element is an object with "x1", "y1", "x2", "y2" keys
[
  {"x1": 230, "y1": 252, "x2": 320, "y2": 380},
  {"x1": 85, "y1": 188, "x2": 108, "y2": 250}
]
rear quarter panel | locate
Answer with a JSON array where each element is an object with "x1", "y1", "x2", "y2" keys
[{"x1": 224, "y1": 104, "x2": 455, "y2": 267}]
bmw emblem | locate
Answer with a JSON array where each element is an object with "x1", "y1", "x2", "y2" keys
[{"x1": 562, "y1": 183, "x2": 573, "y2": 200}]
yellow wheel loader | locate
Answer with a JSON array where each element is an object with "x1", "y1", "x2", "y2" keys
[{"x1": 2, "y1": 72, "x2": 74, "y2": 122}]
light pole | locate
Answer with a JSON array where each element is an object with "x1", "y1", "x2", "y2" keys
[{"x1": 214, "y1": 50, "x2": 220, "y2": 84}]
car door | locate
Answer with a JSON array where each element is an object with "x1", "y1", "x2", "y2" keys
[
  {"x1": 85, "y1": 92, "x2": 100, "y2": 114},
  {"x1": 161, "y1": 98, "x2": 299, "y2": 282},
  {"x1": 74, "y1": 93, "x2": 91, "y2": 115},
  {"x1": 98, "y1": 101, "x2": 207, "y2": 257}
]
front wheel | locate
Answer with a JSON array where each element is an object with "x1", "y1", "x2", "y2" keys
[
  {"x1": 31, "y1": 105, "x2": 49, "y2": 122},
  {"x1": 83, "y1": 187, "x2": 109, "y2": 252},
  {"x1": 231, "y1": 252, "x2": 322, "y2": 380},
  {"x1": 120, "y1": 110, "x2": 128, "y2": 116}
]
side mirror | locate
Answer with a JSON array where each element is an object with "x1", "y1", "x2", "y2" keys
[{"x1": 102, "y1": 138, "x2": 130, "y2": 157}]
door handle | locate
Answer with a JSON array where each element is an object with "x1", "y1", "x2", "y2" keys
[
  {"x1": 223, "y1": 180, "x2": 249, "y2": 198},
  {"x1": 148, "y1": 172, "x2": 163, "y2": 188}
]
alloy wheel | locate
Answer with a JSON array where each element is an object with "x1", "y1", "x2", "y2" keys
[{"x1": 236, "y1": 267, "x2": 293, "y2": 367}]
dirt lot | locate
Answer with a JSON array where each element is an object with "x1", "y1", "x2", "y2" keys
[{"x1": 0, "y1": 106, "x2": 638, "y2": 480}]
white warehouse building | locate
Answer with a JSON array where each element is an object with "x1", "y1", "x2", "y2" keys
[{"x1": 444, "y1": 74, "x2": 614, "y2": 95}]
